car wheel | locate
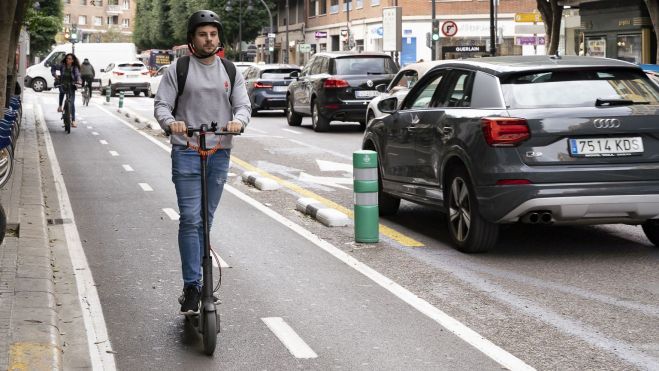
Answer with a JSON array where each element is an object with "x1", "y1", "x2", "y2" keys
[
  {"x1": 377, "y1": 162, "x2": 400, "y2": 216},
  {"x1": 311, "y1": 100, "x2": 330, "y2": 132},
  {"x1": 133, "y1": 89, "x2": 140, "y2": 96},
  {"x1": 286, "y1": 96, "x2": 302, "y2": 126},
  {"x1": 31, "y1": 78, "x2": 46, "y2": 92},
  {"x1": 446, "y1": 168, "x2": 498, "y2": 253},
  {"x1": 642, "y1": 220, "x2": 659, "y2": 247}
]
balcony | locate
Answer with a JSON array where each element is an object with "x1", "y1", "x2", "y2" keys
[{"x1": 106, "y1": 5, "x2": 123, "y2": 14}]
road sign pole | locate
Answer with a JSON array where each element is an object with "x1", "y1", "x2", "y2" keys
[{"x1": 431, "y1": 0, "x2": 436, "y2": 60}]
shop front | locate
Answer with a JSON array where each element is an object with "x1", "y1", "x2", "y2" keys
[{"x1": 580, "y1": 0, "x2": 656, "y2": 64}]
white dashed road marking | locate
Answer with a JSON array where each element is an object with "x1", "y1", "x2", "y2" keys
[
  {"x1": 162, "y1": 208, "x2": 179, "y2": 220},
  {"x1": 99, "y1": 140, "x2": 108, "y2": 145},
  {"x1": 109, "y1": 151, "x2": 119, "y2": 156},
  {"x1": 282, "y1": 129, "x2": 302, "y2": 135},
  {"x1": 122, "y1": 164, "x2": 134, "y2": 172},
  {"x1": 262, "y1": 317, "x2": 318, "y2": 359},
  {"x1": 92, "y1": 131, "x2": 99, "y2": 135},
  {"x1": 138, "y1": 183, "x2": 153, "y2": 192}
]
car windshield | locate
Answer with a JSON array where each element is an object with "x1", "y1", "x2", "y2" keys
[
  {"x1": 501, "y1": 68, "x2": 659, "y2": 108},
  {"x1": 333, "y1": 57, "x2": 398, "y2": 75},
  {"x1": 118, "y1": 63, "x2": 145, "y2": 71},
  {"x1": 261, "y1": 69, "x2": 300, "y2": 79}
]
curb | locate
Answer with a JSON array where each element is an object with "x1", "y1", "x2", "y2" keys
[
  {"x1": 6, "y1": 104, "x2": 62, "y2": 370},
  {"x1": 295, "y1": 197, "x2": 351, "y2": 227},
  {"x1": 241, "y1": 171, "x2": 281, "y2": 191}
]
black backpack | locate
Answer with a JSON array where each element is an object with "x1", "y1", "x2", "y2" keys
[{"x1": 172, "y1": 55, "x2": 237, "y2": 116}]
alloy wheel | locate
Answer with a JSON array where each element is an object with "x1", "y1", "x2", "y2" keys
[{"x1": 448, "y1": 177, "x2": 471, "y2": 242}]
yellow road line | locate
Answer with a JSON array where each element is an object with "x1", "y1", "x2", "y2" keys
[{"x1": 231, "y1": 156, "x2": 424, "y2": 247}]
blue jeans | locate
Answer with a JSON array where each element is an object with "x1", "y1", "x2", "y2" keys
[{"x1": 171, "y1": 145, "x2": 231, "y2": 288}]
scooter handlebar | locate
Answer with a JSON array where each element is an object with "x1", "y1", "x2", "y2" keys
[{"x1": 164, "y1": 121, "x2": 244, "y2": 137}]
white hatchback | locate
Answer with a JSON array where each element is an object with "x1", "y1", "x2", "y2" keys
[
  {"x1": 149, "y1": 65, "x2": 169, "y2": 97},
  {"x1": 99, "y1": 61, "x2": 151, "y2": 97}
]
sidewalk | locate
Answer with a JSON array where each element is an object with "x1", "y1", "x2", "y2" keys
[{"x1": 0, "y1": 96, "x2": 95, "y2": 370}]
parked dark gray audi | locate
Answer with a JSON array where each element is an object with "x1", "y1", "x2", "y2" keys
[{"x1": 362, "y1": 56, "x2": 659, "y2": 253}]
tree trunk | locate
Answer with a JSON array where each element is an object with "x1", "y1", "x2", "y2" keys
[
  {"x1": 646, "y1": 0, "x2": 659, "y2": 63},
  {"x1": 6, "y1": 1, "x2": 29, "y2": 107},
  {"x1": 0, "y1": 1, "x2": 19, "y2": 109},
  {"x1": 536, "y1": 0, "x2": 562, "y2": 55}
]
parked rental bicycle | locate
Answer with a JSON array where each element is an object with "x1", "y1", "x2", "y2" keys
[{"x1": 0, "y1": 94, "x2": 22, "y2": 245}]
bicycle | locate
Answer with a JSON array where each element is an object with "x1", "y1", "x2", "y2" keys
[
  {"x1": 171, "y1": 122, "x2": 241, "y2": 355},
  {"x1": 82, "y1": 84, "x2": 91, "y2": 106},
  {"x1": 60, "y1": 82, "x2": 75, "y2": 134}
]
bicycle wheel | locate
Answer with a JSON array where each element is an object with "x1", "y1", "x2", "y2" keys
[
  {"x1": 83, "y1": 87, "x2": 90, "y2": 106},
  {"x1": 0, "y1": 146, "x2": 13, "y2": 188},
  {"x1": 63, "y1": 98, "x2": 71, "y2": 134},
  {"x1": 0, "y1": 203, "x2": 5, "y2": 246}
]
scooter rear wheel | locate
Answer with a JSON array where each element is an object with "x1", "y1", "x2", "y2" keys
[{"x1": 202, "y1": 309, "x2": 217, "y2": 355}]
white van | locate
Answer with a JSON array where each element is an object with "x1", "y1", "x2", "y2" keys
[{"x1": 25, "y1": 42, "x2": 137, "y2": 92}]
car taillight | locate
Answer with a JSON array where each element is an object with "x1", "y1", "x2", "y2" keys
[
  {"x1": 254, "y1": 81, "x2": 273, "y2": 89},
  {"x1": 481, "y1": 117, "x2": 530, "y2": 146},
  {"x1": 112, "y1": 71, "x2": 124, "y2": 76},
  {"x1": 323, "y1": 78, "x2": 349, "y2": 88}
]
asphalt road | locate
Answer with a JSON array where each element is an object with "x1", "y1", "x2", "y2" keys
[{"x1": 38, "y1": 91, "x2": 659, "y2": 370}]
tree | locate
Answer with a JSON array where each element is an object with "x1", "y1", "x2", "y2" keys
[
  {"x1": 1, "y1": 1, "x2": 30, "y2": 108},
  {"x1": 646, "y1": 0, "x2": 659, "y2": 62},
  {"x1": 24, "y1": 0, "x2": 63, "y2": 61},
  {"x1": 536, "y1": 0, "x2": 562, "y2": 55},
  {"x1": 148, "y1": 0, "x2": 174, "y2": 48},
  {"x1": 133, "y1": 0, "x2": 154, "y2": 49}
]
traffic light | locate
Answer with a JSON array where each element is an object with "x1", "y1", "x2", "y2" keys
[
  {"x1": 431, "y1": 19, "x2": 440, "y2": 41},
  {"x1": 70, "y1": 24, "x2": 78, "y2": 43},
  {"x1": 64, "y1": 27, "x2": 70, "y2": 40}
]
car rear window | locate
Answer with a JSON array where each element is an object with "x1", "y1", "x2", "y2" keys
[
  {"x1": 500, "y1": 68, "x2": 659, "y2": 108},
  {"x1": 261, "y1": 69, "x2": 300, "y2": 79},
  {"x1": 333, "y1": 57, "x2": 398, "y2": 75},
  {"x1": 118, "y1": 63, "x2": 146, "y2": 71}
]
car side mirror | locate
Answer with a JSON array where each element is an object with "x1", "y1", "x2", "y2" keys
[
  {"x1": 45, "y1": 61, "x2": 51, "y2": 67},
  {"x1": 100, "y1": 69, "x2": 105, "y2": 73},
  {"x1": 378, "y1": 97, "x2": 398, "y2": 114},
  {"x1": 289, "y1": 71, "x2": 300, "y2": 79},
  {"x1": 375, "y1": 84, "x2": 387, "y2": 93}
]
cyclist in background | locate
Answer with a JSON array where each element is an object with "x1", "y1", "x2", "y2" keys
[
  {"x1": 51, "y1": 53, "x2": 82, "y2": 127},
  {"x1": 80, "y1": 58, "x2": 95, "y2": 92}
]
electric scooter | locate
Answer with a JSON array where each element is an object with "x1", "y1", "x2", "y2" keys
[{"x1": 180, "y1": 122, "x2": 240, "y2": 355}]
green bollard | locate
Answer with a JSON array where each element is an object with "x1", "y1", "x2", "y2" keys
[
  {"x1": 118, "y1": 91, "x2": 124, "y2": 108},
  {"x1": 105, "y1": 86, "x2": 110, "y2": 103},
  {"x1": 353, "y1": 150, "x2": 379, "y2": 243}
]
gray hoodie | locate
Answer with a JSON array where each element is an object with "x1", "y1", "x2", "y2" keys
[{"x1": 154, "y1": 56, "x2": 251, "y2": 148}]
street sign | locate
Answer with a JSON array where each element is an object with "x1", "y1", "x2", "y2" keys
[
  {"x1": 514, "y1": 12, "x2": 543, "y2": 23},
  {"x1": 382, "y1": 7, "x2": 402, "y2": 52},
  {"x1": 515, "y1": 36, "x2": 546, "y2": 45},
  {"x1": 268, "y1": 33, "x2": 276, "y2": 38},
  {"x1": 441, "y1": 21, "x2": 458, "y2": 37},
  {"x1": 298, "y1": 43, "x2": 311, "y2": 53},
  {"x1": 314, "y1": 31, "x2": 327, "y2": 39},
  {"x1": 514, "y1": 24, "x2": 545, "y2": 34}
]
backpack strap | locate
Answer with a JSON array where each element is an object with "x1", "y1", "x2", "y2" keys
[
  {"x1": 220, "y1": 57, "x2": 236, "y2": 105},
  {"x1": 172, "y1": 55, "x2": 236, "y2": 116},
  {"x1": 172, "y1": 55, "x2": 190, "y2": 116}
]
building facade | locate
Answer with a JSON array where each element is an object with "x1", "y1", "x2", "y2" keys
[
  {"x1": 257, "y1": 0, "x2": 540, "y2": 66},
  {"x1": 61, "y1": 0, "x2": 136, "y2": 43}
]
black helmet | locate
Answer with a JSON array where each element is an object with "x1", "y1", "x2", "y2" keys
[{"x1": 187, "y1": 10, "x2": 223, "y2": 38}]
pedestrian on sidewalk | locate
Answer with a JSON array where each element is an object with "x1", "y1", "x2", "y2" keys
[{"x1": 154, "y1": 10, "x2": 251, "y2": 315}]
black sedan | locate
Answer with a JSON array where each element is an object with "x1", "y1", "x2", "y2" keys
[
  {"x1": 363, "y1": 56, "x2": 659, "y2": 253},
  {"x1": 243, "y1": 64, "x2": 300, "y2": 115}
]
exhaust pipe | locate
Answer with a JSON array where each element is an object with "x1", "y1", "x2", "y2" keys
[
  {"x1": 521, "y1": 212, "x2": 540, "y2": 224},
  {"x1": 540, "y1": 211, "x2": 553, "y2": 224}
]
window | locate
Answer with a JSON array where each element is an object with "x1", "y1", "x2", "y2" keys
[
  {"x1": 443, "y1": 71, "x2": 475, "y2": 107},
  {"x1": 309, "y1": 0, "x2": 317, "y2": 16},
  {"x1": 405, "y1": 71, "x2": 446, "y2": 109},
  {"x1": 80, "y1": 0, "x2": 86, "y2": 4},
  {"x1": 343, "y1": 0, "x2": 352, "y2": 11},
  {"x1": 356, "y1": 0, "x2": 363, "y2": 9},
  {"x1": 107, "y1": 15, "x2": 118, "y2": 25},
  {"x1": 78, "y1": 15, "x2": 87, "y2": 25},
  {"x1": 389, "y1": 70, "x2": 419, "y2": 92},
  {"x1": 122, "y1": 18, "x2": 130, "y2": 28},
  {"x1": 330, "y1": 0, "x2": 339, "y2": 13},
  {"x1": 94, "y1": 16, "x2": 102, "y2": 26},
  {"x1": 500, "y1": 68, "x2": 659, "y2": 108},
  {"x1": 319, "y1": 0, "x2": 327, "y2": 15},
  {"x1": 617, "y1": 34, "x2": 642, "y2": 64},
  {"x1": 64, "y1": 14, "x2": 70, "y2": 24},
  {"x1": 64, "y1": 0, "x2": 70, "y2": 3},
  {"x1": 123, "y1": 0, "x2": 130, "y2": 9},
  {"x1": 370, "y1": 0, "x2": 380, "y2": 5},
  {"x1": 332, "y1": 57, "x2": 398, "y2": 75}
]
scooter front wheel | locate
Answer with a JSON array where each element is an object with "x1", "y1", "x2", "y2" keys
[{"x1": 202, "y1": 309, "x2": 217, "y2": 355}]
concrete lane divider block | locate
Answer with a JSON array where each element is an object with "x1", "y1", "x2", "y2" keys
[
  {"x1": 241, "y1": 171, "x2": 281, "y2": 191},
  {"x1": 296, "y1": 197, "x2": 350, "y2": 227}
]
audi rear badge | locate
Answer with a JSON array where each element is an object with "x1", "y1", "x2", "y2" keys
[{"x1": 593, "y1": 118, "x2": 621, "y2": 129}]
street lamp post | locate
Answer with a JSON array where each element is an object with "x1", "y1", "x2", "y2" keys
[
  {"x1": 284, "y1": 0, "x2": 289, "y2": 63},
  {"x1": 346, "y1": 0, "x2": 351, "y2": 50},
  {"x1": 257, "y1": 0, "x2": 274, "y2": 63}
]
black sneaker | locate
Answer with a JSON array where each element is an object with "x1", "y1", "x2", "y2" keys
[{"x1": 179, "y1": 286, "x2": 201, "y2": 315}]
